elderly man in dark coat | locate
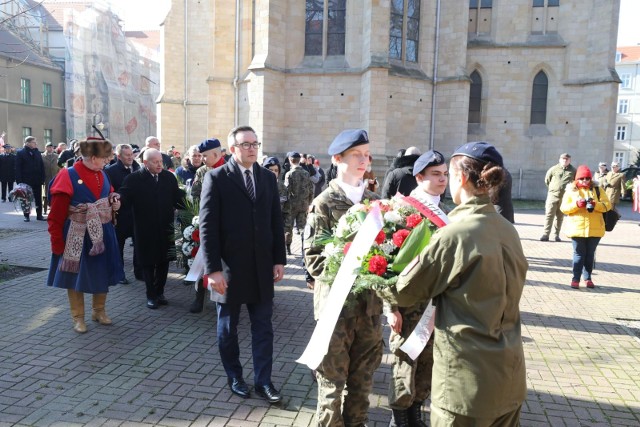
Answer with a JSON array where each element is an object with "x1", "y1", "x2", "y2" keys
[
  {"x1": 105, "y1": 144, "x2": 142, "y2": 284},
  {"x1": 117, "y1": 148, "x2": 184, "y2": 308},
  {"x1": 199, "y1": 125, "x2": 286, "y2": 404},
  {"x1": 15, "y1": 136, "x2": 45, "y2": 221}
]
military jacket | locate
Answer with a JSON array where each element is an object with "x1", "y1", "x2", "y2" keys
[
  {"x1": 284, "y1": 165, "x2": 313, "y2": 212},
  {"x1": 190, "y1": 164, "x2": 212, "y2": 201},
  {"x1": 544, "y1": 163, "x2": 576, "y2": 194},
  {"x1": 604, "y1": 171, "x2": 626, "y2": 205},
  {"x1": 304, "y1": 180, "x2": 382, "y2": 320},
  {"x1": 381, "y1": 196, "x2": 528, "y2": 418}
]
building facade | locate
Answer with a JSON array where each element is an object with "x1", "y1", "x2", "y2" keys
[
  {"x1": 159, "y1": 0, "x2": 621, "y2": 199},
  {"x1": 614, "y1": 46, "x2": 640, "y2": 168}
]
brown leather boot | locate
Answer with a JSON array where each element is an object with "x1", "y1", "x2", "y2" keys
[
  {"x1": 67, "y1": 289, "x2": 87, "y2": 333},
  {"x1": 91, "y1": 293, "x2": 112, "y2": 325}
]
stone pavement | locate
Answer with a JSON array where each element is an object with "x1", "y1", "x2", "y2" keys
[{"x1": 0, "y1": 199, "x2": 639, "y2": 427}]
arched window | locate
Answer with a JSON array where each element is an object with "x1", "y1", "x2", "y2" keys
[
  {"x1": 530, "y1": 71, "x2": 548, "y2": 125},
  {"x1": 468, "y1": 71, "x2": 482, "y2": 124},
  {"x1": 305, "y1": 0, "x2": 346, "y2": 57}
]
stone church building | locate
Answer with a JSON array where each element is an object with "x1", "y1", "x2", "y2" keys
[{"x1": 158, "y1": 0, "x2": 620, "y2": 199}]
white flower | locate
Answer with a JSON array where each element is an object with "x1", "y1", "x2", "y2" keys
[
  {"x1": 183, "y1": 225, "x2": 195, "y2": 240},
  {"x1": 384, "y1": 210, "x2": 403, "y2": 224},
  {"x1": 380, "y1": 242, "x2": 396, "y2": 255},
  {"x1": 335, "y1": 216, "x2": 351, "y2": 239},
  {"x1": 182, "y1": 241, "x2": 195, "y2": 256},
  {"x1": 191, "y1": 216, "x2": 199, "y2": 226}
]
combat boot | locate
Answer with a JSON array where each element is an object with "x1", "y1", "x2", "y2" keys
[
  {"x1": 67, "y1": 289, "x2": 87, "y2": 333},
  {"x1": 389, "y1": 408, "x2": 410, "y2": 427},
  {"x1": 190, "y1": 281, "x2": 206, "y2": 313},
  {"x1": 91, "y1": 293, "x2": 112, "y2": 325},
  {"x1": 407, "y1": 401, "x2": 428, "y2": 427}
]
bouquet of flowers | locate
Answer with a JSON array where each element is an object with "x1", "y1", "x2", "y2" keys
[
  {"x1": 8, "y1": 183, "x2": 34, "y2": 216},
  {"x1": 175, "y1": 198, "x2": 200, "y2": 270},
  {"x1": 180, "y1": 216, "x2": 200, "y2": 267},
  {"x1": 318, "y1": 197, "x2": 440, "y2": 296}
]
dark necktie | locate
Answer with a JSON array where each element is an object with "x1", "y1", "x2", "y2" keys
[
  {"x1": 244, "y1": 170, "x2": 255, "y2": 201},
  {"x1": 153, "y1": 174, "x2": 158, "y2": 183}
]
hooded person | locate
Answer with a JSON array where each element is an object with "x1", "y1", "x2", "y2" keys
[{"x1": 560, "y1": 165, "x2": 611, "y2": 289}]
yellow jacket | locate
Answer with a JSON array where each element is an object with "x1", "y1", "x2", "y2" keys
[{"x1": 560, "y1": 183, "x2": 611, "y2": 238}]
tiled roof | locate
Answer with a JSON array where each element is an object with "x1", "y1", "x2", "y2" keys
[
  {"x1": 617, "y1": 46, "x2": 640, "y2": 63},
  {"x1": 125, "y1": 30, "x2": 161, "y2": 52}
]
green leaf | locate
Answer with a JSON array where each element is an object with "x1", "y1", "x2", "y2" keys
[{"x1": 391, "y1": 221, "x2": 432, "y2": 273}]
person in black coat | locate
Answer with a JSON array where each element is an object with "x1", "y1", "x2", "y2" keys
[
  {"x1": 380, "y1": 148, "x2": 421, "y2": 198},
  {"x1": 105, "y1": 144, "x2": 142, "y2": 283},
  {"x1": 117, "y1": 149, "x2": 185, "y2": 308},
  {"x1": 15, "y1": 136, "x2": 45, "y2": 221},
  {"x1": 199, "y1": 125, "x2": 286, "y2": 404},
  {"x1": 493, "y1": 167, "x2": 515, "y2": 223},
  {"x1": 0, "y1": 144, "x2": 16, "y2": 202}
]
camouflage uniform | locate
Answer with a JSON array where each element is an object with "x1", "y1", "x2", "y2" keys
[
  {"x1": 190, "y1": 164, "x2": 212, "y2": 201},
  {"x1": 283, "y1": 164, "x2": 313, "y2": 246},
  {"x1": 304, "y1": 180, "x2": 383, "y2": 427}
]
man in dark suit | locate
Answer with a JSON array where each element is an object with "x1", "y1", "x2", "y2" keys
[
  {"x1": 105, "y1": 144, "x2": 142, "y2": 284},
  {"x1": 15, "y1": 136, "x2": 45, "y2": 221},
  {"x1": 199, "y1": 125, "x2": 286, "y2": 403},
  {"x1": 117, "y1": 148, "x2": 184, "y2": 308}
]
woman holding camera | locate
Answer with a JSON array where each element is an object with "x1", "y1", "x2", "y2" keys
[{"x1": 560, "y1": 165, "x2": 611, "y2": 289}]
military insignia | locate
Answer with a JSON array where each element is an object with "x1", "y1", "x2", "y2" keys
[{"x1": 77, "y1": 179, "x2": 84, "y2": 185}]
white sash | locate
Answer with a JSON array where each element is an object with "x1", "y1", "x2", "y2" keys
[
  {"x1": 296, "y1": 205, "x2": 385, "y2": 370},
  {"x1": 399, "y1": 301, "x2": 436, "y2": 360}
]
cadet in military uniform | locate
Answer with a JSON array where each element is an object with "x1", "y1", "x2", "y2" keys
[
  {"x1": 304, "y1": 129, "x2": 383, "y2": 427},
  {"x1": 381, "y1": 142, "x2": 528, "y2": 427},
  {"x1": 386, "y1": 150, "x2": 449, "y2": 427},
  {"x1": 188, "y1": 138, "x2": 225, "y2": 314},
  {"x1": 262, "y1": 156, "x2": 288, "y2": 215},
  {"x1": 541, "y1": 153, "x2": 576, "y2": 241},
  {"x1": 283, "y1": 151, "x2": 313, "y2": 255},
  {"x1": 604, "y1": 161, "x2": 626, "y2": 210}
]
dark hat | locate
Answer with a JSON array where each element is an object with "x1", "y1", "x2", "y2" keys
[
  {"x1": 452, "y1": 141, "x2": 503, "y2": 167},
  {"x1": 413, "y1": 150, "x2": 446, "y2": 176},
  {"x1": 198, "y1": 138, "x2": 221, "y2": 153},
  {"x1": 287, "y1": 151, "x2": 301, "y2": 159},
  {"x1": 262, "y1": 156, "x2": 281, "y2": 168},
  {"x1": 328, "y1": 129, "x2": 369, "y2": 156},
  {"x1": 560, "y1": 153, "x2": 571, "y2": 159},
  {"x1": 3, "y1": 144, "x2": 11, "y2": 149},
  {"x1": 45, "y1": 142, "x2": 54, "y2": 147}
]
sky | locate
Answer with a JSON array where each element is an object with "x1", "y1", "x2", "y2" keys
[{"x1": 107, "y1": 0, "x2": 638, "y2": 43}]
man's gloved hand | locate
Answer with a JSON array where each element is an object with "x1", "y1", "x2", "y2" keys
[{"x1": 576, "y1": 198, "x2": 587, "y2": 208}]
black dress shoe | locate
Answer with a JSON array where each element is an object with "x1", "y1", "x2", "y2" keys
[
  {"x1": 146, "y1": 299, "x2": 158, "y2": 309},
  {"x1": 256, "y1": 383, "x2": 282, "y2": 403},
  {"x1": 156, "y1": 295, "x2": 168, "y2": 305},
  {"x1": 36, "y1": 216, "x2": 46, "y2": 221},
  {"x1": 228, "y1": 378, "x2": 250, "y2": 398},
  {"x1": 23, "y1": 217, "x2": 30, "y2": 222}
]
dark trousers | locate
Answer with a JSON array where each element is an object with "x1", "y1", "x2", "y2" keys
[
  {"x1": 1, "y1": 180, "x2": 13, "y2": 201},
  {"x1": 216, "y1": 300, "x2": 274, "y2": 386},
  {"x1": 116, "y1": 224, "x2": 141, "y2": 278},
  {"x1": 25, "y1": 182, "x2": 42, "y2": 217},
  {"x1": 141, "y1": 262, "x2": 169, "y2": 300},
  {"x1": 571, "y1": 237, "x2": 601, "y2": 281}
]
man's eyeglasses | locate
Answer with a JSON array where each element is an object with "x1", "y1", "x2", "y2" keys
[
  {"x1": 234, "y1": 142, "x2": 261, "y2": 150},
  {"x1": 577, "y1": 177, "x2": 591, "y2": 181}
]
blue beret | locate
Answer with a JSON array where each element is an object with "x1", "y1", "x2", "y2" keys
[
  {"x1": 328, "y1": 129, "x2": 369, "y2": 156},
  {"x1": 287, "y1": 151, "x2": 301, "y2": 159},
  {"x1": 452, "y1": 141, "x2": 503, "y2": 167},
  {"x1": 198, "y1": 138, "x2": 221, "y2": 153},
  {"x1": 262, "y1": 156, "x2": 280, "y2": 168},
  {"x1": 413, "y1": 150, "x2": 446, "y2": 176}
]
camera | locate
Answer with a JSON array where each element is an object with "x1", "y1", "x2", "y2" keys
[{"x1": 586, "y1": 198, "x2": 594, "y2": 213}]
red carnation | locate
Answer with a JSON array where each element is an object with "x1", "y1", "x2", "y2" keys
[
  {"x1": 405, "y1": 213, "x2": 423, "y2": 229},
  {"x1": 368, "y1": 255, "x2": 388, "y2": 276},
  {"x1": 392, "y1": 229, "x2": 411, "y2": 248},
  {"x1": 343, "y1": 242, "x2": 352, "y2": 255},
  {"x1": 375, "y1": 230, "x2": 386, "y2": 245},
  {"x1": 191, "y1": 228, "x2": 200, "y2": 242},
  {"x1": 190, "y1": 245, "x2": 199, "y2": 258}
]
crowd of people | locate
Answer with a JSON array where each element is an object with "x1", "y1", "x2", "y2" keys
[{"x1": 1, "y1": 125, "x2": 634, "y2": 426}]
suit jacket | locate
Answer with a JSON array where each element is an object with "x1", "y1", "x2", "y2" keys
[
  {"x1": 105, "y1": 160, "x2": 141, "y2": 233},
  {"x1": 118, "y1": 168, "x2": 185, "y2": 266},
  {"x1": 199, "y1": 157, "x2": 286, "y2": 305}
]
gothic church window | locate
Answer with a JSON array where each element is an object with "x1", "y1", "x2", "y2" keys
[
  {"x1": 389, "y1": 0, "x2": 420, "y2": 63},
  {"x1": 468, "y1": 0, "x2": 492, "y2": 35},
  {"x1": 468, "y1": 71, "x2": 482, "y2": 124},
  {"x1": 530, "y1": 71, "x2": 548, "y2": 125},
  {"x1": 305, "y1": 0, "x2": 346, "y2": 57}
]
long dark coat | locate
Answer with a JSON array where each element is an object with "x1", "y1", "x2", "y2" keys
[
  {"x1": 118, "y1": 168, "x2": 184, "y2": 266},
  {"x1": 0, "y1": 153, "x2": 16, "y2": 182},
  {"x1": 199, "y1": 157, "x2": 286, "y2": 305},
  {"x1": 105, "y1": 159, "x2": 141, "y2": 235},
  {"x1": 15, "y1": 146, "x2": 44, "y2": 186}
]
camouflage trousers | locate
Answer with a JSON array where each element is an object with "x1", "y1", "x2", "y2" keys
[
  {"x1": 430, "y1": 403, "x2": 522, "y2": 427},
  {"x1": 284, "y1": 208, "x2": 308, "y2": 245},
  {"x1": 315, "y1": 314, "x2": 383, "y2": 427},
  {"x1": 388, "y1": 304, "x2": 434, "y2": 410}
]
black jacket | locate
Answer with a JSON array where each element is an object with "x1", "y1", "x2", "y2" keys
[
  {"x1": 15, "y1": 146, "x2": 44, "y2": 186},
  {"x1": 0, "y1": 153, "x2": 16, "y2": 182},
  {"x1": 105, "y1": 160, "x2": 141, "y2": 233},
  {"x1": 199, "y1": 157, "x2": 286, "y2": 304},
  {"x1": 381, "y1": 154, "x2": 420, "y2": 198}
]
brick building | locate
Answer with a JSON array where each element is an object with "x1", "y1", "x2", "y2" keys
[{"x1": 158, "y1": 0, "x2": 621, "y2": 199}]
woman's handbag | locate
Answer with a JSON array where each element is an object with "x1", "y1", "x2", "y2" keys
[{"x1": 595, "y1": 187, "x2": 620, "y2": 231}]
